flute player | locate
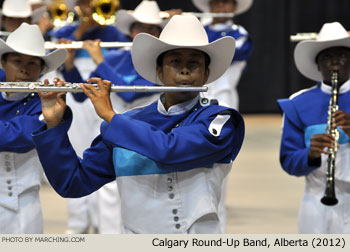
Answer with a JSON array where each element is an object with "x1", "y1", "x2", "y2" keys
[
  {"x1": 0, "y1": 23, "x2": 66, "y2": 233},
  {"x1": 32, "y1": 15, "x2": 244, "y2": 234}
]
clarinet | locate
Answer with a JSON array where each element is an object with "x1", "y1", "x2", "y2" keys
[{"x1": 320, "y1": 71, "x2": 339, "y2": 206}]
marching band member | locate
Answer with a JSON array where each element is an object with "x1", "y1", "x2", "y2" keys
[
  {"x1": 0, "y1": 23, "x2": 66, "y2": 233},
  {"x1": 278, "y1": 22, "x2": 350, "y2": 233},
  {"x1": 32, "y1": 15, "x2": 244, "y2": 234}
]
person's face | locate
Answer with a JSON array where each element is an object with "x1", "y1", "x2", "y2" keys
[
  {"x1": 157, "y1": 48, "x2": 210, "y2": 107},
  {"x1": 317, "y1": 47, "x2": 350, "y2": 85},
  {"x1": 1, "y1": 53, "x2": 44, "y2": 82},
  {"x1": 130, "y1": 22, "x2": 161, "y2": 40},
  {"x1": 209, "y1": 0, "x2": 236, "y2": 24},
  {"x1": 2, "y1": 16, "x2": 31, "y2": 32}
]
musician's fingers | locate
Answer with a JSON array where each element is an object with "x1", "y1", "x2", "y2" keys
[
  {"x1": 80, "y1": 84, "x2": 96, "y2": 99},
  {"x1": 103, "y1": 80, "x2": 112, "y2": 93},
  {"x1": 87, "y1": 77, "x2": 105, "y2": 93}
]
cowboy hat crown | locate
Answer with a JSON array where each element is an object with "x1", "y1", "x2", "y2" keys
[
  {"x1": 115, "y1": 0, "x2": 166, "y2": 36},
  {"x1": 192, "y1": 0, "x2": 254, "y2": 15},
  {"x1": 0, "y1": 23, "x2": 67, "y2": 74},
  {"x1": 294, "y1": 22, "x2": 350, "y2": 82},
  {"x1": 131, "y1": 14, "x2": 236, "y2": 85},
  {"x1": 1, "y1": 0, "x2": 46, "y2": 23}
]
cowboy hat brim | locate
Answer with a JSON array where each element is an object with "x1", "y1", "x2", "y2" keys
[
  {"x1": 131, "y1": 33, "x2": 235, "y2": 85},
  {"x1": 0, "y1": 39, "x2": 67, "y2": 75},
  {"x1": 115, "y1": 9, "x2": 167, "y2": 36},
  {"x1": 294, "y1": 36, "x2": 350, "y2": 81},
  {"x1": 193, "y1": 0, "x2": 253, "y2": 15}
]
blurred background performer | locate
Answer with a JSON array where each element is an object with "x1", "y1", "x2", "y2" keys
[
  {"x1": 0, "y1": 0, "x2": 47, "y2": 81},
  {"x1": 278, "y1": 22, "x2": 350, "y2": 234},
  {"x1": 50, "y1": 0, "x2": 128, "y2": 234},
  {"x1": 192, "y1": 0, "x2": 253, "y2": 233},
  {"x1": 29, "y1": 0, "x2": 55, "y2": 41},
  {"x1": 61, "y1": 0, "x2": 166, "y2": 233},
  {"x1": 0, "y1": 23, "x2": 67, "y2": 234}
]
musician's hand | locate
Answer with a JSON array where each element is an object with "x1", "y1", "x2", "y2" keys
[
  {"x1": 74, "y1": 12, "x2": 98, "y2": 40},
  {"x1": 59, "y1": 38, "x2": 76, "y2": 71},
  {"x1": 308, "y1": 133, "x2": 334, "y2": 160},
  {"x1": 333, "y1": 110, "x2": 350, "y2": 136},
  {"x1": 38, "y1": 78, "x2": 67, "y2": 129},
  {"x1": 83, "y1": 40, "x2": 104, "y2": 65},
  {"x1": 164, "y1": 9, "x2": 182, "y2": 19},
  {"x1": 81, "y1": 77, "x2": 116, "y2": 123}
]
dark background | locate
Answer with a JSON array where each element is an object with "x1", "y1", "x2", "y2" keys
[{"x1": 3, "y1": 0, "x2": 350, "y2": 113}]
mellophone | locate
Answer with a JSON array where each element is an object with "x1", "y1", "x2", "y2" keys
[{"x1": 0, "y1": 82, "x2": 208, "y2": 93}]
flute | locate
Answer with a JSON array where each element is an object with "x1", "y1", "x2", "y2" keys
[
  {"x1": 44, "y1": 41, "x2": 133, "y2": 49},
  {"x1": 159, "y1": 11, "x2": 234, "y2": 19},
  {"x1": 290, "y1": 33, "x2": 319, "y2": 42},
  {"x1": 0, "y1": 82, "x2": 208, "y2": 93}
]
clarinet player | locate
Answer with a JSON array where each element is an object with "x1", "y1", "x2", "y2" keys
[{"x1": 278, "y1": 22, "x2": 350, "y2": 233}]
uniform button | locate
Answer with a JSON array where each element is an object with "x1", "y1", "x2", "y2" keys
[
  {"x1": 168, "y1": 185, "x2": 173, "y2": 191},
  {"x1": 167, "y1": 178, "x2": 172, "y2": 184},
  {"x1": 174, "y1": 216, "x2": 179, "y2": 222},
  {"x1": 6, "y1": 167, "x2": 11, "y2": 172},
  {"x1": 221, "y1": 32, "x2": 227, "y2": 36},
  {"x1": 172, "y1": 209, "x2": 177, "y2": 215},
  {"x1": 174, "y1": 124, "x2": 179, "y2": 128},
  {"x1": 8, "y1": 192, "x2": 12, "y2": 197},
  {"x1": 169, "y1": 193, "x2": 174, "y2": 199},
  {"x1": 6, "y1": 180, "x2": 11, "y2": 184},
  {"x1": 8, "y1": 186, "x2": 12, "y2": 190},
  {"x1": 31, "y1": 93, "x2": 35, "y2": 97},
  {"x1": 16, "y1": 110, "x2": 20, "y2": 115},
  {"x1": 5, "y1": 161, "x2": 10, "y2": 166},
  {"x1": 193, "y1": 108, "x2": 198, "y2": 112},
  {"x1": 23, "y1": 102, "x2": 27, "y2": 106},
  {"x1": 5, "y1": 155, "x2": 10, "y2": 160},
  {"x1": 175, "y1": 224, "x2": 181, "y2": 229}
]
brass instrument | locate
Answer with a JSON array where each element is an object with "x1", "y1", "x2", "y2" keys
[
  {"x1": 49, "y1": 0, "x2": 75, "y2": 27},
  {"x1": 0, "y1": 82, "x2": 208, "y2": 93},
  {"x1": 320, "y1": 71, "x2": 339, "y2": 206},
  {"x1": 91, "y1": 0, "x2": 120, "y2": 25},
  {"x1": 44, "y1": 41, "x2": 132, "y2": 49}
]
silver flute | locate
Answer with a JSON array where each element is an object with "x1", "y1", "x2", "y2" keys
[
  {"x1": 0, "y1": 82, "x2": 208, "y2": 93},
  {"x1": 290, "y1": 33, "x2": 318, "y2": 42}
]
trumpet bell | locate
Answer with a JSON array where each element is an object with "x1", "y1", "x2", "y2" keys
[
  {"x1": 49, "y1": 0, "x2": 74, "y2": 27},
  {"x1": 92, "y1": 0, "x2": 120, "y2": 25}
]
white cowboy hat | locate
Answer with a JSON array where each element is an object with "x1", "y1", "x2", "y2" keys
[
  {"x1": 131, "y1": 15, "x2": 236, "y2": 85},
  {"x1": 192, "y1": 0, "x2": 253, "y2": 15},
  {"x1": 294, "y1": 22, "x2": 350, "y2": 82},
  {"x1": 0, "y1": 0, "x2": 46, "y2": 23},
  {"x1": 0, "y1": 23, "x2": 67, "y2": 74},
  {"x1": 115, "y1": 0, "x2": 166, "y2": 36}
]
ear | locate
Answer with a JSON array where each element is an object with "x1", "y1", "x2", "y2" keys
[
  {"x1": 203, "y1": 68, "x2": 210, "y2": 84},
  {"x1": 156, "y1": 65, "x2": 164, "y2": 82},
  {"x1": 1, "y1": 58, "x2": 6, "y2": 69}
]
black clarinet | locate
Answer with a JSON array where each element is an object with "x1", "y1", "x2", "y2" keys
[{"x1": 320, "y1": 71, "x2": 339, "y2": 206}]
